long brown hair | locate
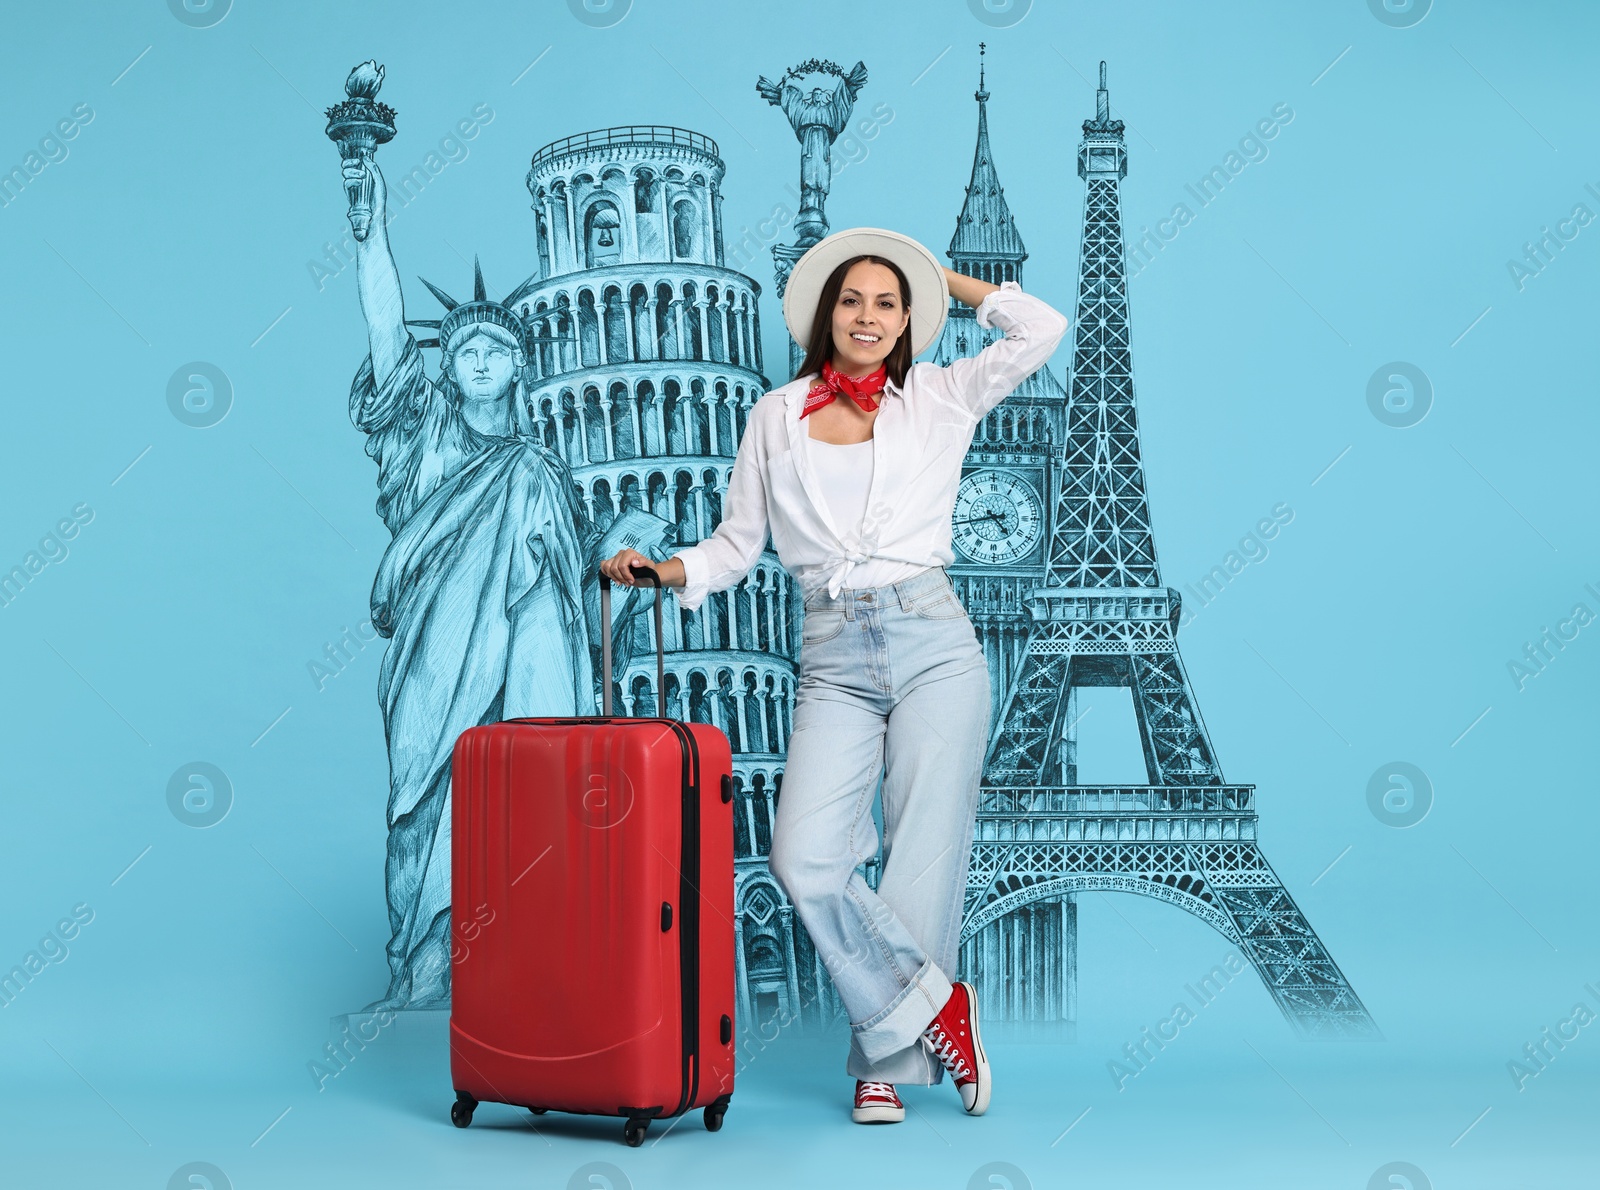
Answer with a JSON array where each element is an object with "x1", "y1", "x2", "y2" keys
[{"x1": 792, "y1": 254, "x2": 914, "y2": 389}]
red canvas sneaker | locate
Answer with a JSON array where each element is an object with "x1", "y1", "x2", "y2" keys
[
  {"x1": 852, "y1": 1079, "x2": 905, "y2": 1124},
  {"x1": 919, "y1": 980, "x2": 991, "y2": 1114}
]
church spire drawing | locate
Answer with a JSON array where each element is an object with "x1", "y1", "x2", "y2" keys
[{"x1": 948, "y1": 43, "x2": 1026, "y2": 283}]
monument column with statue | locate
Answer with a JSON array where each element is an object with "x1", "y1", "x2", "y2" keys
[{"x1": 757, "y1": 58, "x2": 869, "y2": 377}]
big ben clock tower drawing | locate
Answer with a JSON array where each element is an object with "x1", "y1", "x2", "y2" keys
[
  {"x1": 934, "y1": 47, "x2": 1078, "y2": 1037},
  {"x1": 937, "y1": 52, "x2": 1066, "y2": 629}
]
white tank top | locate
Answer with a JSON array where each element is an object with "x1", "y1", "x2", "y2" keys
[
  {"x1": 804, "y1": 430, "x2": 929, "y2": 589},
  {"x1": 806, "y1": 434, "x2": 873, "y2": 537}
]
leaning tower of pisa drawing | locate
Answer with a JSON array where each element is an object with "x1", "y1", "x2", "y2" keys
[{"x1": 514, "y1": 125, "x2": 847, "y2": 1039}]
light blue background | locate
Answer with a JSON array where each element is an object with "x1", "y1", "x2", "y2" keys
[{"x1": 1, "y1": 1, "x2": 1594, "y2": 1185}]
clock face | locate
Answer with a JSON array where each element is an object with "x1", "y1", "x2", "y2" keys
[{"x1": 953, "y1": 470, "x2": 1043, "y2": 566}]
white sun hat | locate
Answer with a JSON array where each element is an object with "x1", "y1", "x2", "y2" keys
[{"x1": 782, "y1": 226, "x2": 949, "y2": 359}]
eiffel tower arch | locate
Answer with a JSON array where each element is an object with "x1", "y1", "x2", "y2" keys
[{"x1": 949, "y1": 60, "x2": 1377, "y2": 1040}]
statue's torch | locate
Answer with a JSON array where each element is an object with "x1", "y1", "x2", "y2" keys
[{"x1": 324, "y1": 60, "x2": 396, "y2": 242}]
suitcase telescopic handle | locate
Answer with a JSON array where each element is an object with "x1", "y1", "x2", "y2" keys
[{"x1": 598, "y1": 566, "x2": 666, "y2": 718}]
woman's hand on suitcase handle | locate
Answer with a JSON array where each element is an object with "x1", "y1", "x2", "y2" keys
[{"x1": 600, "y1": 549, "x2": 682, "y2": 588}]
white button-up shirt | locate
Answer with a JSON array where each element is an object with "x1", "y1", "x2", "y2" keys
[{"x1": 672, "y1": 280, "x2": 1071, "y2": 612}]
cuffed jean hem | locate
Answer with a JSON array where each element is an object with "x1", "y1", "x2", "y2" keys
[
  {"x1": 846, "y1": 1031, "x2": 944, "y2": 1085},
  {"x1": 848, "y1": 955, "x2": 954, "y2": 1064}
]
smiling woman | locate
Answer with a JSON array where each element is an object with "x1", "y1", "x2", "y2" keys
[
  {"x1": 600, "y1": 225, "x2": 1070, "y2": 1122},
  {"x1": 798, "y1": 254, "x2": 916, "y2": 391}
]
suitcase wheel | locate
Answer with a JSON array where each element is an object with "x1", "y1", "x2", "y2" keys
[
  {"x1": 624, "y1": 1117, "x2": 650, "y2": 1147},
  {"x1": 528, "y1": 1107, "x2": 547, "y2": 1115},
  {"x1": 703, "y1": 1103, "x2": 727, "y2": 1132},
  {"x1": 451, "y1": 1092, "x2": 476, "y2": 1128}
]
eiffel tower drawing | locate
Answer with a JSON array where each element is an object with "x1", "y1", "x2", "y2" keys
[{"x1": 957, "y1": 62, "x2": 1377, "y2": 1040}]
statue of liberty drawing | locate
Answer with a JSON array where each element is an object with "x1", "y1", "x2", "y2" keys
[{"x1": 328, "y1": 62, "x2": 665, "y2": 1009}]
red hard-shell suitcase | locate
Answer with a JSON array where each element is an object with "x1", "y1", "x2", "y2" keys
[{"x1": 447, "y1": 568, "x2": 736, "y2": 1147}]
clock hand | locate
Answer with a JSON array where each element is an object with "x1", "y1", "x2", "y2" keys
[{"x1": 952, "y1": 509, "x2": 1013, "y2": 529}]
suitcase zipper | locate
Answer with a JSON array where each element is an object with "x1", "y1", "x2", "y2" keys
[{"x1": 661, "y1": 719, "x2": 702, "y2": 1117}]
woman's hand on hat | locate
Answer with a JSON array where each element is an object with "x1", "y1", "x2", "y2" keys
[{"x1": 943, "y1": 266, "x2": 999, "y2": 310}]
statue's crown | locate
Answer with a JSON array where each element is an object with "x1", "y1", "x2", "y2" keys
[
  {"x1": 790, "y1": 58, "x2": 843, "y2": 79},
  {"x1": 406, "y1": 257, "x2": 537, "y2": 351}
]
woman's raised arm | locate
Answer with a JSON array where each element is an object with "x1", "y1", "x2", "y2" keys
[
  {"x1": 944, "y1": 265, "x2": 999, "y2": 310},
  {"x1": 932, "y1": 281, "x2": 1070, "y2": 424}
]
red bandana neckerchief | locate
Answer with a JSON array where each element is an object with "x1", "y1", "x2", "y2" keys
[{"x1": 800, "y1": 359, "x2": 888, "y2": 419}]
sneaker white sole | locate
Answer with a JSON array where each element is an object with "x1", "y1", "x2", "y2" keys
[
  {"x1": 958, "y1": 980, "x2": 991, "y2": 1115},
  {"x1": 852, "y1": 1102, "x2": 905, "y2": 1124}
]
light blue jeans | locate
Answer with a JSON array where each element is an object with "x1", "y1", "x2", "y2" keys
[{"x1": 768, "y1": 565, "x2": 992, "y2": 1085}]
